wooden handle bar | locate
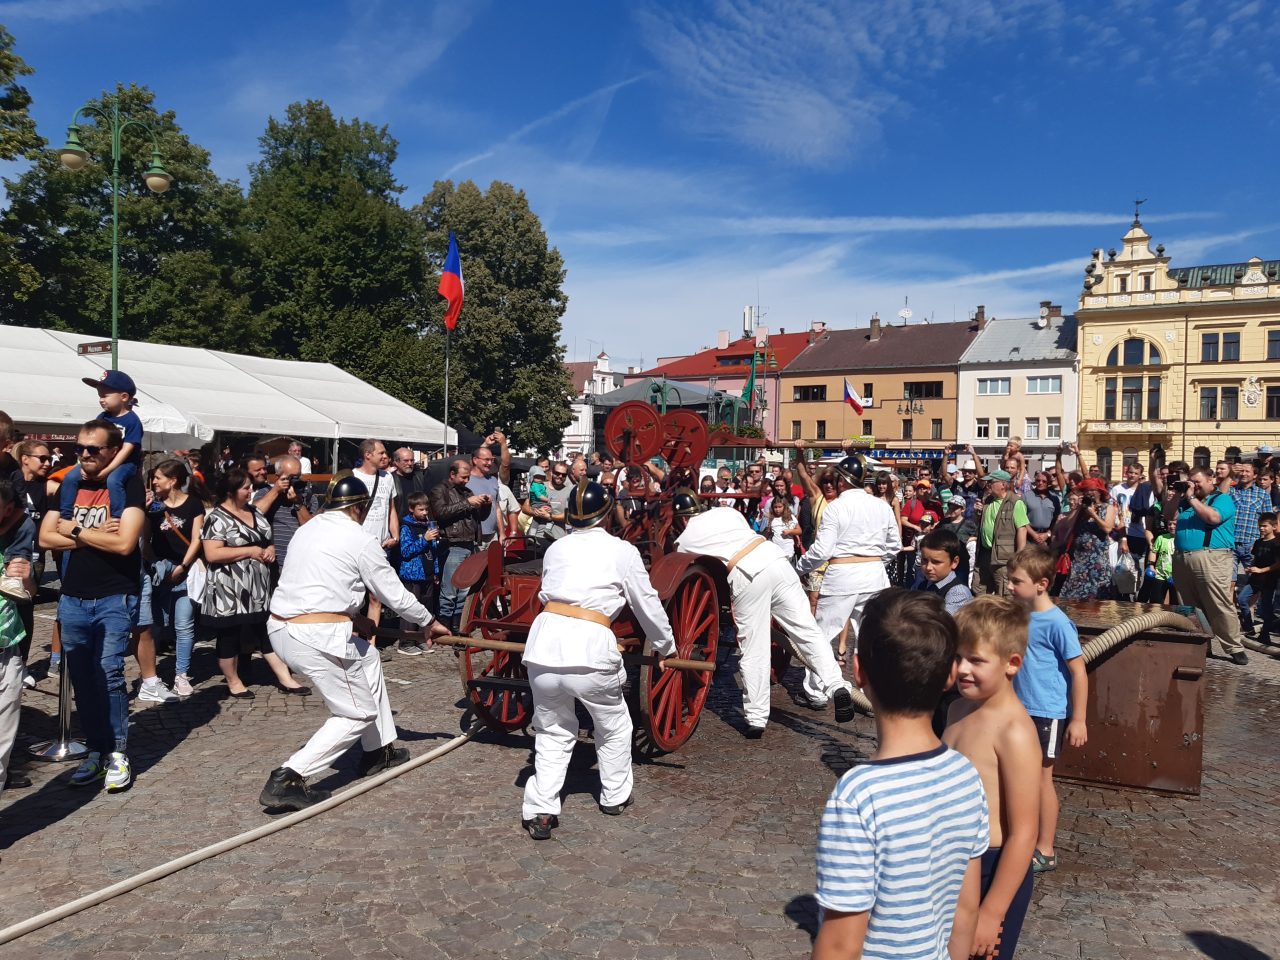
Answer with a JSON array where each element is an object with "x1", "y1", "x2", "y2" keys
[{"x1": 373, "y1": 629, "x2": 715, "y2": 673}]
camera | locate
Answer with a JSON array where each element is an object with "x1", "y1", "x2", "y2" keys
[
  {"x1": 1171, "y1": 479, "x2": 1191, "y2": 494},
  {"x1": 289, "y1": 476, "x2": 308, "y2": 496},
  {"x1": 1081, "y1": 493, "x2": 1096, "y2": 507}
]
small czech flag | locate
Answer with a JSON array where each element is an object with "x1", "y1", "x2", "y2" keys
[
  {"x1": 438, "y1": 231, "x2": 464, "y2": 332},
  {"x1": 843, "y1": 378, "x2": 865, "y2": 415}
]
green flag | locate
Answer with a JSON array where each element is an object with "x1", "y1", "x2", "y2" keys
[{"x1": 740, "y1": 363, "x2": 756, "y2": 410}]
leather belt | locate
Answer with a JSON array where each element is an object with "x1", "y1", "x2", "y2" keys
[
  {"x1": 271, "y1": 612, "x2": 352, "y2": 624},
  {"x1": 542, "y1": 601, "x2": 612, "y2": 628},
  {"x1": 829, "y1": 556, "x2": 882, "y2": 564},
  {"x1": 726, "y1": 536, "x2": 767, "y2": 574}
]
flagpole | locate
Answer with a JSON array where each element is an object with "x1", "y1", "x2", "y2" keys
[{"x1": 443, "y1": 328, "x2": 451, "y2": 458}]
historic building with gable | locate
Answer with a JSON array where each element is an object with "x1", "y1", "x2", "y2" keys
[{"x1": 1075, "y1": 216, "x2": 1280, "y2": 478}]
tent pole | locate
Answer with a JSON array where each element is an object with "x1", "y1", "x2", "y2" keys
[
  {"x1": 443, "y1": 328, "x2": 451, "y2": 458},
  {"x1": 331, "y1": 436, "x2": 338, "y2": 473}
]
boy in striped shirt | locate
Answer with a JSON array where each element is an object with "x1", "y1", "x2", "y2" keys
[{"x1": 813, "y1": 589, "x2": 988, "y2": 960}]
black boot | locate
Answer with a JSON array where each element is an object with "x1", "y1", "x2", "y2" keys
[
  {"x1": 259, "y1": 767, "x2": 330, "y2": 811},
  {"x1": 358, "y1": 744, "x2": 410, "y2": 778}
]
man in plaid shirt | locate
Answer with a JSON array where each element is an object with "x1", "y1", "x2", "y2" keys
[{"x1": 1232, "y1": 460, "x2": 1271, "y2": 577}]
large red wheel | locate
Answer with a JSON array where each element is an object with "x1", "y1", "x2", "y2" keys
[
  {"x1": 636, "y1": 565, "x2": 720, "y2": 754},
  {"x1": 604, "y1": 401, "x2": 663, "y2": 464},
  {"x1": 457, "y1": 587, "x2": 533, "y2": 733}
]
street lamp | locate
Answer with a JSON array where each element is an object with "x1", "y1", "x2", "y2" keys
[
  {"x1": 745, "y1": 346, "x2": 778, "y2": 429},
  {"x1": 897, "y1": 398, "x2": 925, "y2": 461},
  {"x1": 57, "y1": 95, "x2": 174, "y2": 370}
]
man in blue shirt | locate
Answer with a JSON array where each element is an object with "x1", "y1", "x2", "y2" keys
[
  {"x1": 1167, "y1": 466, "x2": 1247, "y2": 665},
  {"x1": 1231, "y1": 461, "x2": 1271, "y2": 583}
]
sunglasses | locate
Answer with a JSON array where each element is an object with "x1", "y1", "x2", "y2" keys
[
  {"x1": 552, "y1": 472, "x2": 568, "y2": 478},
  {"x1": 26, "y1": 454, "x2": 52, "y2": 462},
  {"x1": 74, "y1": 443, "x2": 110, "y2": 457}
]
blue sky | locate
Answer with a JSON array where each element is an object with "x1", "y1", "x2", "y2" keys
[{"x1": 4, "y1": 0, "x2": 1279, "y2": 372}]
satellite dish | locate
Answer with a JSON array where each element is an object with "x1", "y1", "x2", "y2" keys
[
  {"x1": 897, "y1": 306, "x2": 913, "y2": 322},
  {"x1": 1039, "y1": 305, "x2": 1050, "y2": 317},
  {"x1": 1035, "y1": 316, "x2": 1048, "y2": 329}
]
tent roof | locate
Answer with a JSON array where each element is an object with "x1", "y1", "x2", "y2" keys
[
  {"x1": 593, "y1": 377, "x2": 721, "y2": 408},
  {"x1": 0, "y1": 325, "x2": 456, "y2": 446}
]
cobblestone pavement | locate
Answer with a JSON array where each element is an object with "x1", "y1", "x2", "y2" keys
[{"x1": 0, "y1": 605, "x2": 1277, "y2": 959}]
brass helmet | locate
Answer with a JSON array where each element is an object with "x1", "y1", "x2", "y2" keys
[
  {"x1": 669, "y1": 487, "x2": 703, "y2": 517},
  {"x1": 323, "y1": 470, "x2": 372, "y2": 512},
  {"x1": 566, "y1": 479, "x2": 613, "y2": 529}
]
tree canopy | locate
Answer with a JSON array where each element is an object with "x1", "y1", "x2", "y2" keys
[{"x1": 0, "y1": 25, "x2": 574, "y2": 452}]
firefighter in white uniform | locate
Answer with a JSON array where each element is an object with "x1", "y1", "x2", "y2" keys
[
  {"x1": 796, "y1": 455, "x2": 900, "y2": 662},
  {"x1": 670, "y1": 490, "x2": 855, "y2": 736},
  {"x1": 259, "y1": 472, "x2": 449, "y2": 812},
  {"x1": 521, "y1": 479, "x2": 676, "y2": 841}
]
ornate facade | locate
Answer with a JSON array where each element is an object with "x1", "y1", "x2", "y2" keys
[{"x1": 1075, "y1": 219, "x2": 1280, "y2": 477}]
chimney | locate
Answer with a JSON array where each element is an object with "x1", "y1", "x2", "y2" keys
[
  {"x1": 869, "y1": 313, "x2": 882, "y2": 341},
  {"x1": 975, "y1": 305, "x2": 987, "y2": 331},
  {"x1": 716, "y1": 330, "x2": 729, "y2": 350},
  {"x1": 1048, "y1": 303, "x2": 1063, "y2": 320},
  {"x1": 810, "y1": 320, "x2": 826, "y2": 335},
  {"x1": 1039, "y1": 300, "x2": 1051, "y2": 316},
  {"x1": 754, "y1": 325, "x2": 768, "y2": 347}
]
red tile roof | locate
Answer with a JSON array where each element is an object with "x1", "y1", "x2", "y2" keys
[
  {"x1": 563, "y1": 361, "x2": 596, "y2": 394},
  {"x1": 637, "y1": 331, "x2": 816, "y2": 378},
  {"x1": 786, "y1": 320, "x2": 980, "y2": 373}
]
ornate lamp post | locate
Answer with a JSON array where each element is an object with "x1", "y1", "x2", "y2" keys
[
  {"x1": 897, "y1": 398, "x2": 926, "y2": 462},
  {"x1": 58, "y1": 95, "x2": 173, "y2": 370},
  {"x1": 746, "y1": 346, "x2": 778, "y2": 429}
]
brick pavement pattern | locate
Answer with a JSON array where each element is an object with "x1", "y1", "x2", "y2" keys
[{"x1": 0, "y1": 607, "x2": 1277, "y2": 959}]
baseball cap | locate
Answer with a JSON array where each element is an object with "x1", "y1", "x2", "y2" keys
[
  {"x1": 530, "y1": 467, "x2": 547, "y2": 480},
  {"x1": 920, "y1": 514, "x2": 934, "y2": 526},
  {"x1": 1260, "y1": 445, "x2": 1275, "y2": 455},
  {"x1": 946, "y1": 463, "x2": 958, "y2": 474},
  {"x1": 986, "y1": 469, "x2": 1013, "y2": 482},
  {"x1": 82, "y1": 368, "x2": 138, "y2": 399}
]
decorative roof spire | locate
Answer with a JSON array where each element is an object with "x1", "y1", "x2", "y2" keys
[{"x1": 1133, "y1": 197, "x2": 1146, "y2": 226}]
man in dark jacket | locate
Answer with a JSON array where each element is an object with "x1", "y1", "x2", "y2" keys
[{"x1": 428, "y1": 458, "x2": 490, "y2": 634}]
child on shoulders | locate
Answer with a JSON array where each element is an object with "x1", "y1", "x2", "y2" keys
[{"x1": 60, "y1": 370, "x2": 145, "y2": 520}]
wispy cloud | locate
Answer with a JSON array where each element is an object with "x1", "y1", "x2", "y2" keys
[
  {"x1": 0, "y1": 0, "x2": 152, "y2": 21},
  {"x1": 633, "y1": 0, "x2": 1065, "y2": 165},
  {"x1": 443, "y1": 74, "x2": 651, "y2": 178},
  {"x1": 715, "y1": 211, "x2": 1216, "y2": 237}
]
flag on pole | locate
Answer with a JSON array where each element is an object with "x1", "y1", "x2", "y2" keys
[
  {"x1": 438, "y1": 231, "x2": 464, "y2": 331},
  {"x1": 843, "y1": 378, "x2": 865, "y2": 415},
  {"x1": 741, "y1": 363, "x2": 757, "y2": 410}
]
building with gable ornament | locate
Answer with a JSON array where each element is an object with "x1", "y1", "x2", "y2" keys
[{"x1": 1075, "y1": 216, "x2": 1280, "y2": 478}]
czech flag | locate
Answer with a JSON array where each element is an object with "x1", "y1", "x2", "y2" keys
[
  {"x1": 438, "y1": 231, "x2": 464, "y2": 331},
  {"x1": 843, "y1": 378, "x2": 865, "y2": 415}
]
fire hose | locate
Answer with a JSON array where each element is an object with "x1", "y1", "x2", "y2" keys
[{"x1": 0, "y1": 724, "x2": 482, "y2": 947}]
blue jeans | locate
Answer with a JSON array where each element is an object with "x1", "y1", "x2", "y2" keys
[
  {"x1": 58, "y1": 593, "x2": 137, "y2": 755},
  {"x1": 151, "y1": 559, "x2": 196, "y2": 677},
  {"x1": 437, "y1": 545, "x2": 475, "y2": 619},
  {"x1": 60, "y1": 461, "x2": 139, "y2": 519},
  {"x1": 1237, "y1": 581, "x2": 1276, "y2": 637}
]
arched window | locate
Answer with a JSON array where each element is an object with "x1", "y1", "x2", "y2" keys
[
  {"x1": 1096, "y1": 447, "x2": 1113, "y2": 481},
  {"x1": 1103, "y1": 338, "x2": 1162, "y2": 422},
  {"x1": 1225, "y1": 446, "x2": 1242, "y2": 463},
  {"x1": 1193, "y1": 446, "x2": 1211, "y2": 469},
  {"x1": 1123, "y1": 447, "x2": 1139, "y2": 467},
  {"x1": 1105, "y1": 338, "x2": 1162, "y2": 367}
]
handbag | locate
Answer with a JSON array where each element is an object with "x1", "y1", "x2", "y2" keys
[
  {"x1": 1055, "y1": 510, "x2": 1082, "y2": 577},
  {"x1": 163, "y1": 507, "x2": 207, "y2": 603}
]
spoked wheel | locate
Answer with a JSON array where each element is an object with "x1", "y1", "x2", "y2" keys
[
  {"x1": 457, "y1": 587, "x2": 533, "y2": 733},
  {"x1": 636, "y1": 565, "x2": 720, "y2": 755}
]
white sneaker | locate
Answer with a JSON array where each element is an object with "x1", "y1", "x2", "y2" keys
[
  {"x1": 173, "y1": 674, "x2": 194, "y2": 698},
  {"x1": 104, "y1": 752, "x2": 132, "y2": 792},
  {"x1": 138, "y1": 678, "x2": 178, "y2": 703},
  {"x1": 69, "y1": 751, "x2": 105, "y2": 787},
  {"x1": 21, "y1": 669, "x2": 35, "y2": 690},
  {"x1": 0, "y1": 575, "x2": 29, "y2": 602}
]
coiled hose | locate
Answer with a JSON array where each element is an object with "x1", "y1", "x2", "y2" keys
[{"x1": 0, "y1": 724, "x2": 482, "y2": 947}]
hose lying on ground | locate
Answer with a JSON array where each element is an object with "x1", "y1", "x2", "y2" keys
[{"x1": 0, "y1": 724, "x2": 482, "y2": 947}]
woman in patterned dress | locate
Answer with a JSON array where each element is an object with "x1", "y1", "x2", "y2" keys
[
  {"x1": 1059, "y1": 478, "x2": 1119, "y2": 601},
  {"x1": 200, "y1": 468, "x2": 308, "y2": 698}
]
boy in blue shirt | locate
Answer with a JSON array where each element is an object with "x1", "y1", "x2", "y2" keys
[
  {"x1": 1006, "y1": 546, "x2": 1088, "y2": 875},
  {"x1": 60, "y1": 370, "x2": 145, "y2": 520},
  {"x1": 395, "y1": 492, "x2": 440, "y2": 656},
  {"x1": 813, "y1": 589, "x2": 988, "y2": 960}
]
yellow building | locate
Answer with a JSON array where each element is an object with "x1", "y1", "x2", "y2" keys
[{"x1": 1075, "y1": 217, "x2": 1280, "y2": 478}]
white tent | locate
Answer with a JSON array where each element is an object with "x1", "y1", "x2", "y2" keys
[
  {"x1": 0, "y1": 325, "x2": 456, "y2": 450},
  {"x1": 0, "y1": 325, "x2": 213, "y2": 450}
]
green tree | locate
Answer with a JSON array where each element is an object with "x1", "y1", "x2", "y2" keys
[
  {"x1": 0, "y1": 83, "x2": 260, "y2": 348},
  {"x1": 0, "y1": 24, "x2": 44, "y2": 301},
  {"x1": 415, "y1": 180, "x2": 573, "y2": 452},
  {"x1": 245, "y1": 100, "x2": 433, "y2": 402}
]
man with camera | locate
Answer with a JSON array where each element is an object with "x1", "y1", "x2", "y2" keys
[
  {"x1": 251, "y1": 455, "x2": 313, "y2": 578},
  {"x1": 429, "y1": 458, "x2": 491, "y2": 635},
  {"x1": 1163, "y1": 465, "x2": 1247, "y2": 665}
]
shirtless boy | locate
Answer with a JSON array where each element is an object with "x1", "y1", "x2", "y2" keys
[{"x1": 945, "y1": 595, "x2": 1042, "y2": 958}]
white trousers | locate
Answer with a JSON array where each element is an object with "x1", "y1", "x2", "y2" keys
[
  {"x1": 269, "y1": 622, "x2": 397, "y2": 779},
  {"x1": 0, "y1": 647, "x2": 22, "y2": 796},
  {"x1": 814, "y1": 562, "x2": 891, "y2": 684},
  {"x1": 522, "y1": 664, "x2": 633, "y2": 819},
  {"x1": 732, "y1": 558, "x2": 852, "y2": 727}
]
